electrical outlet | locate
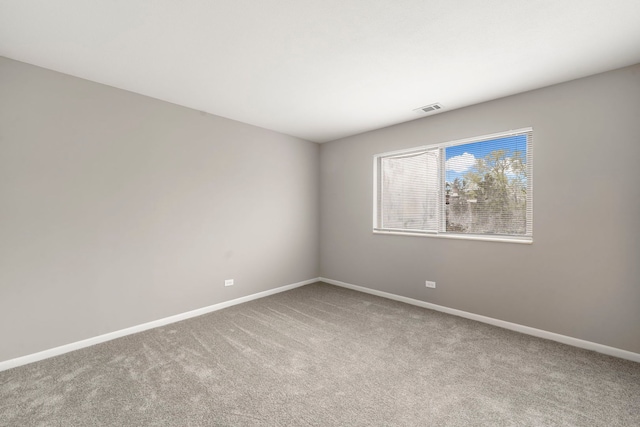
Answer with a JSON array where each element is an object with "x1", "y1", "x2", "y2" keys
[
  {"x1": 425, "y1": 281, "x2": 436, "y2": 288},
  {"x1": 224, "y1": 279, "x2": 234, "y2": 287}
]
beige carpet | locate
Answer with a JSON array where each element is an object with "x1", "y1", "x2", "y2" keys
[{"x1": 1, "y1": 282, "x2": 639, "y2": 426}]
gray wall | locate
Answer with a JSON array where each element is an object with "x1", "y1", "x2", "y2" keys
[
  {"x1": 0, "y1": 57, "x2": 320, "y2": 363},
  {"x1": 2, "y1": 56, "x2": 639, "y2": 364},
  {"x1": 320, "y1": 64, "x2": 640, "y2": 353}
]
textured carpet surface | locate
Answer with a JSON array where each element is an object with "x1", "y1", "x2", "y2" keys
[{"x1": 1, "y1": 282, "x2": 639, "y2": 426}]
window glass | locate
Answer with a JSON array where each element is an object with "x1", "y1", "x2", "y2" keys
[{"x1": 374, "y1": 129, "x2": 532, "y2": 242}]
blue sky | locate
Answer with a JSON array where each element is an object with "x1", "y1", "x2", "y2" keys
[{"x1": 445, "y1": 134, "x2": 527, "y2": 182}]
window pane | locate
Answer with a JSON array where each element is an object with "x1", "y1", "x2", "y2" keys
[
  {"x1": 445, "y1": 135, "x2": 528, "y2": 235},
  {"x1": 381, "y1": 150, "x2": 438, "y2": 231}
]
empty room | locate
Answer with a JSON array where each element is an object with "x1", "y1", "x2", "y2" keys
[{"x1": 1, "y1": 1, "x2": 639, "y2": 426}]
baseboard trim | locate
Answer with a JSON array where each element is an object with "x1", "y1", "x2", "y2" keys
[
  {"x1": 320, "y1": 277, "x2": 640, "y2": 363},
  {"x1": 0, "y1": 277, "x2": 321, "y2": 372},
  {"x1": 5, "y1": 276, "x2": 637, "y2": 371}
]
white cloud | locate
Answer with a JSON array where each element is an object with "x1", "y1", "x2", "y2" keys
[{"x1": 446, "y1": 152, "x2": 476, "y2": 173}]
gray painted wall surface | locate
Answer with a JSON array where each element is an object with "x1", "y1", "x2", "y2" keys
[
  {"x1": 0, "y1": 57, "x2": 320, "y2": 362},
  {"x1": 320, "y1": 64, "x2": 640, "y2": 353},
  {"x1": 2, "y1": 56, "x2": 639, "y2": 364}
]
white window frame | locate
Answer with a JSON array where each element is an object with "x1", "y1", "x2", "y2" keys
[{"x1": 373, "y1": 128, "x2": 533, "y2": 244}]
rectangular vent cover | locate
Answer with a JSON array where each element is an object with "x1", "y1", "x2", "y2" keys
[{"x1": 414, "y1": 103, "x2": 443, "y2": 113}]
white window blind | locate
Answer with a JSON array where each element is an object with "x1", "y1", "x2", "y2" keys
[
  {"x1": 374, "y1": 128, "x2": 533, "y2": 243},
  {"x1": 380, "y1": 150, "x2": 439, "y2": 232}
]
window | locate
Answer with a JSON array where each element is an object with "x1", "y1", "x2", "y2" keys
[{"x1": 374, "y1": 128, "x2": 532, "y2": 243}]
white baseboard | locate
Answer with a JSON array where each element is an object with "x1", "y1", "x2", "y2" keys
[
  {"x1": 0, "y1": 278, "x2": 321, "y2": 372},
  {"x1": 4, "y1": 276, "x2": 637, "y2": 372},
  {"x1": 320, "y1": 277, "x2": 640, "y2": 364}
]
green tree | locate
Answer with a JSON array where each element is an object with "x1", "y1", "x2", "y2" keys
[
  {"x1": 446, "y1": 177, "x2": 472, "y2": 232},
  {"x1": 458, "y1": 149, "x2": 526, "y2": 234}
]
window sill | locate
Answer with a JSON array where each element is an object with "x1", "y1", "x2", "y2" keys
[{"x1": 373, "y1": 229, "x2": 533, "y2": 244}]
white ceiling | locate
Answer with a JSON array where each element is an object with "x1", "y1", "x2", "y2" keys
[{"x1": 1, "y1": 1, "x2": 640, "y2": 143}]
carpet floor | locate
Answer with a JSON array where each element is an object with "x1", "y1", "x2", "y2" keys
[{"x1": 1, "y1": 282, "x2": 639, "y2": 426}]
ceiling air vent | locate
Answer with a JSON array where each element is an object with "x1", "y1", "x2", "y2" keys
[{"x1": 414, "y1": 103, "x2": 443, "y2": 114}]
